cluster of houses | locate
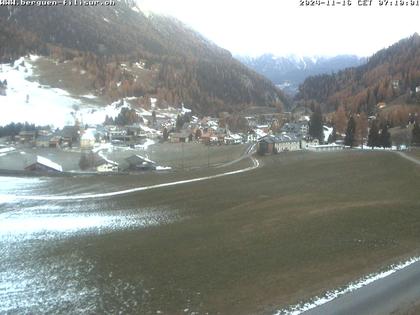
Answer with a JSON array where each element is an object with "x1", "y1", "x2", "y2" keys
[
  {"x1": 6, "y1": 98, "x2": 351, "y2": 173},
  {"x1": 168, "y1": 116, "x2": 244, "y2": 145},
  {"x1": 256, "y1": 117, "x2": 344, "y2": 155},
  {"x1": 23, "y1": 153, "x2": 162, "y2": 173},
  {"x1": 16, "y1": 126, "x2": 93, "y2": 149}
]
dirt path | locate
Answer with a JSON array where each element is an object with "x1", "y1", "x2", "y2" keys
[
  {"x1": 4, "y1": 156, "x2": 260, "y2": 201},
  {"x1": 395, "y1": 151, "x2": 420, "y2": 166}
]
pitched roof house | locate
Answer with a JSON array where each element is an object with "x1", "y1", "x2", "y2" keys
[
  {"x1": 25, "y1": 155, "x2": 63, "y2": 172},
  {"x1": 125, "y1": 155, "x2": 157, "y2": 171}
]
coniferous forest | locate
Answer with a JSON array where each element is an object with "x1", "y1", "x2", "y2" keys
[{"x1": 297, "y1": 34, "x2": 420, "y2": 114}]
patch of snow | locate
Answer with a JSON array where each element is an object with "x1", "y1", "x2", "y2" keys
[
  {"x1": 92, "y1": 143, "x2": 119, "y2": 166},
  {"x1": 254, "y1": 129, "x2": 267, "y2": 139},
  {"x1": 0, "y1": 208, "x2": 173, "y2": 241},
  {"x1": 150, "y1": 97, "x2": 156, "y2": 108},
  {"x1": 80, "y1": 99, "x2": 130, "y2": 126},
  {"x1": 36, "y1": 156, "x2": 63, "y2": 172},
  {"x1": 323, "y1": 125, "x2": 333, "y2": 143},
  {"x1": 81, "y1": 94, "x2": 97, "y2": 99},
  {"x1": 181, "y1": 103, "x2": 191, "y2": 114},
  {"x1": 29, "y1": 55, "x2": 40, "y2": 62},
  {"x1": 0, "y1": 147, "x2": 15, "y2": 154},
  {"x1": 135, "y1": 62, "x2": 145, "y2": 70},
  {"x1": 103, "y1": 17, "x2": 110, "y2": 23},
  {"x1": 137, "y1": 107, "x2": 152, "y2": 116},
  {"x1": 155, "y1": 166, "x2": 172, "y2": 171},
  {"x1": 134, "y1": 139, "x2": 155, "y2": 150},
  {"x1": 0, "y1": 56, "x2": 89, "y2": 127},
  {"x1": 131, "y1": 5, "x2": 141, "y2": 13}
]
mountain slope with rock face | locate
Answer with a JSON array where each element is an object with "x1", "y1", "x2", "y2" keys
[{"x1": 0, "y1": 2, "x2": 287, "y2": 115}]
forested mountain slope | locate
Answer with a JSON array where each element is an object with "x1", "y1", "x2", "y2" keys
[
  {"x1": 297, "y1": 34, "x2": 420, "y2": 114},
  {"x1": 0, "y1": 2, "x2": 287, "y2": 114}
]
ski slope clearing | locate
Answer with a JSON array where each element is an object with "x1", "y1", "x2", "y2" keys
[{"x1": 0, "y1": 56, "x2": 151, "y2": 128}]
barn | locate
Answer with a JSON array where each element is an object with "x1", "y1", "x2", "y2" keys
[{"x1": 25, "y1": 156, "x2": 63, "y2": 172}]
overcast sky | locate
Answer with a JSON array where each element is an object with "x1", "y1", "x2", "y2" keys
[{"x1": 138, "y1": 0, "x2": 420, "y2": 58}]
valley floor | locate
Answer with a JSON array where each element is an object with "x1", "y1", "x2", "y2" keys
[{"x1": 1, "y1": 150, "x2": 420, "y2": 314}]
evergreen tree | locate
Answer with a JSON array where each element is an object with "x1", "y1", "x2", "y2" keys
[
  {"x1": 344, "y1": 116, "x2": 356, "y2": 147},
  {"x1": 152, "y1": 110, "x2": 157, "y2": 127},
  {"x1": 175, "y1": 115, "x2": 183, "y2": 131},
  {"x1": 328, "y1": 126, "x2": 337, "y2": 143},
  {"x1": 309, "y1": 106, "x2": 324, "y2": 142},
  {"x1": 162, "y1": 127, "x2": 169, "y2": 141},
  {"x1": 380, "y1": 124, "x2": 391, "y2": 148},
  {"x1": 195, "y1": 128, "x2": 202, "y2": 140},
  {"x1": 367, "y1": 121, "x2": 380, "y2": 148},
  {"x1": 412, "y1": 122, "x2": 420, "y2": 146}
]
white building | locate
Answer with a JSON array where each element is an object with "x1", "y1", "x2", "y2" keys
[
  {"x1": 80, "y1": 129, "x2": 96, "y2": 149},
  {"x1": 307, "y1": 143, "x2": 344, "y2": 152},
  {"x1": 97, "y1": 163, "x2": 118, "y2": 172}
]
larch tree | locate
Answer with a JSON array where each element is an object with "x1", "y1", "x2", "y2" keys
[{"x1": 333, "y1": 105, "x2": 347, "y2": 135}]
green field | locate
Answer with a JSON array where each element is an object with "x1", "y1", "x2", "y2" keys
[
  {"x1": 106, "y1": 142, "x2": 250, "y2": 170},
  {"x1": 72, "y1": 150, "x2": 420, "y2": 314}
]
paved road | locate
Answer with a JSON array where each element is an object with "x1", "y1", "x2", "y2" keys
[{"x1": 304, "y1": 260, "x2": 420, "y2": 315}]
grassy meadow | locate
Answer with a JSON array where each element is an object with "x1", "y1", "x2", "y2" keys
[{"x1": 59, "y1": 150, "x2": 420, "y2": 314}]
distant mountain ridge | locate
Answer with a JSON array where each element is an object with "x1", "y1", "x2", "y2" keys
[
  {"x1": 297, "y1": 33, "x2": 420, "y2": 113},
  {"x1": 0, "y1": 2, "x2": 287, "y2": 115},
  {"x1": 237, "y1": 54, "x2": 365, "y2": 95}
]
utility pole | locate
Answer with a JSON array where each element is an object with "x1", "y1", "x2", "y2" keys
[
  {"x1": 207, "y1": 144, "x2": 210, "y2": 168},
  {"x1": 182, "y1": 141, "x2": 184, "y2": 170}
]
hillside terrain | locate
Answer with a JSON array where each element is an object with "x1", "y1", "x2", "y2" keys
[
  {"x1": 296, "y1": 34, "x2": 420, "y2": 114},
  {"x1": 0, "y1": 2, "x2": 287, "y2": 115}
]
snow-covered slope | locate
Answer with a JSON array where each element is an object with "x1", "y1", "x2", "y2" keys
[
  {"x1": 0, "y1": 56, "x2": 193, "y2": 131},
  {"x1": 0, "y1": 56, "x2": 84, "y2": 127},
  {"x1": 0, "y1": 56, "x2": 137, "y2": 127}
]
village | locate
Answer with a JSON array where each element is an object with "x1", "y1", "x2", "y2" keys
[
  {"x1": 1, "y1": 97, "x2": 418, "y2": 175},
  {"x1": 0, "y1": 99, "x2": 328, "y2": 174}
]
